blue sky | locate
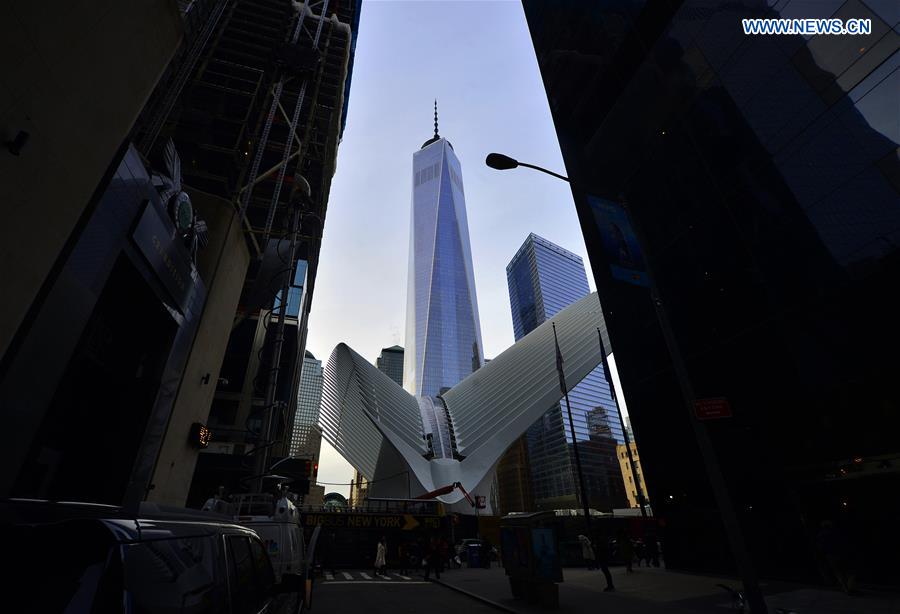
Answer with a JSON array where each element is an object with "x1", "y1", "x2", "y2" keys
[{"x1": 305, "y1": 1, "x2": 611, "y2": 496}]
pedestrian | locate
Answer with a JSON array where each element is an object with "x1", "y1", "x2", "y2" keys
[
  {"x1": 578, "y1": 534, "x2": 596, "y2": 570},
  {"x1": 374, "y1": 536, "x2": 387, "y2": 576},
  {"x1": 438, "y1": 537, "x2": 449, "y2": 572},
  {"x1": 481, "y1": 536, "x2": 493, "y2": 569},
  {"x1": 816, "y1": 520, "x2": 859, "y2": 595},
  {"x1": 423, "y1": 537, "x2": 441, "y2": 580},
  {"x1": 594, "y1": 532, "x2": 615, "y2": 592},
  {"x1": 645, "y1": 532, "x2": 660, "y2": 568},
  {"x1": 398, "y1": 542, "x2": 408, "y2": 575},
  {"x1": 320, "y1": 531, "x2": 337, "y2": 575},
  {"x1": 635, "y1": 539, "x2": 646, "y2": 567},
  {"x1": 617, "y1": 528, "x2": 634, "y2": 573}
]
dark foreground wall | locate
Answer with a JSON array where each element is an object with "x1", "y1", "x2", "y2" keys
[{"x1": 523, "y1": 0, "x2": 900, "y2": 587}]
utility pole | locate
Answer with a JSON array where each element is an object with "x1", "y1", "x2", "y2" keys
[
  {"x1": 553, "y1": 322, "x2": 592, "y2": 535},
  {"x1": 596, "y1": 328, "x2": 647, "y2": 518}
]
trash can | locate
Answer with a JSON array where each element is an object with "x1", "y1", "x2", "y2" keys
[
  {"x1": 500, "y1": 512, "x2": 562, "y2": 609},
  {"x1": 466, "y1": 542, "x2": 481, "y2": 568}
]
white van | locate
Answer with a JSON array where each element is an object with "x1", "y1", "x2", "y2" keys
[
  {"x1": 234, "y1": 493, "x2": 306, "y2": 583},
  {"x1": 245, "y1": 520, "x2": 305, "y2": 581}
]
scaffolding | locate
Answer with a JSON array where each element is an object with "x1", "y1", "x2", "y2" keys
[{"x1": 132, "y1": 0, "x2": 358, "y2": 485}]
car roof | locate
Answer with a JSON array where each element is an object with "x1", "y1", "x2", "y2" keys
[{"x1": 1, "y1": 499, "x2": 259, "y2": 543}]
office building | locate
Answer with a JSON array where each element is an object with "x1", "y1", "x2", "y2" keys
[
  {"x1": 0, "y1": 2, "x2": 197, "y2": 505},
  {"x1": 376, "y1": 345, "x2": 404, "y2": 387},
  {"x1": 290, "y1": 351, "x2": 324, "y2": 460},
  {"x1": 403, "y1": 107, "x2": 484, "y2": 397},
  {"x1": 523, "y1": 0, "x2": 900, "y2": 585},
  {"x1": 617, "y1": 441, "x2": 648, "y2": 510},
  {"x1": 160, "y1": 0, "x2": 361, "y2": 507},
  {"x1": 505, "y1": 233, "x2": 626, "y2": 511},
  {"x1": 0, "y1": 0, "x2": 362, "y2": 507},
  {"x1": 350, "y1": 470, "x2": 369, "y2": 507},
  {"x1": 496, "y1": 437, "x2": 534, "y2": 515}
]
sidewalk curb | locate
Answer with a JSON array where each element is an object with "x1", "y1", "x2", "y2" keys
[{"x1": 432, "y1": 578, "x2": 520, "y2": 613}]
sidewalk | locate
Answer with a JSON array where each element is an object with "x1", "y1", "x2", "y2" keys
[{"x1": 433, "y1": 565, "x2": 900, "y2": 613}]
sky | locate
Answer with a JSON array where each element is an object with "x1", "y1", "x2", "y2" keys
[{"x1": 305, "y1": 1, "x2": 626, "y2": 497}]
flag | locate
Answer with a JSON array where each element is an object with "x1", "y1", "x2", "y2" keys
[{"x1": 553, "y1": 322, "x2": 567, "y2": 395}]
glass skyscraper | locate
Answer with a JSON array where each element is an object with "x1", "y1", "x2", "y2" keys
[
  {"x1": 376, "y1": 345, "x2": 404, "y2": 387},
  {"x1": 404, "y1": 110, "x2": 484, "y2": 398},
  {"x1": 290, "y1": 351, "x2": 323, "y2": 459},
  {"x1": 506, "y1": 233, "x2": 625, "y2": 510}
]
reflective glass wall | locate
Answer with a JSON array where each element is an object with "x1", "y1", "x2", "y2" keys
[
  {"x1": 404, "y1": 138, "x2": 484, "y2": 398},
  {"x1": 524, "y1": 0, "x2": 900, "y2": 584},
  {"x1": 506, "y1": 233, "x2": 626, "y2": 510},
  {"x1": 291, "y1": 352, "x2": 323, "y2": 458}
]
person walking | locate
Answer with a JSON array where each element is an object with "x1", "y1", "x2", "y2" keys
[
  {"x1": 617, "y1": 528, "x2": 635, "y2": 573},
  {"x1": 320, "y1": 531, "x2": 337, "y2": 576},
  {"x1": 645, "y1": 531, "x2": 660, "y2": 568},
  {"x1": 438, "y1": 537, "x2": 449, "y2": 573},
  {"x1": 374, "y1": 536, "x2": 387, "y2": 576},
  {"x1": 594, "y1": 532, "x2": 615, "y2": 592},
  {"x1": 578, "y1": 534, "x2": 596, "y2": 570},
  {"x1": 481, "y1": 536, "x2": 493, "y2": 569},
  {"x1": 816, "y1": 520, "x2": 859, "y2": 595},
  {"x1": 635, "y1": 538, "x2": 647, "y2": 567},
  {"x1": 423, "y1": 537, "x2": 442, "y2": 580},
  {"x1": 398, "y1": 542, "x2": 408, "y2": 576}
]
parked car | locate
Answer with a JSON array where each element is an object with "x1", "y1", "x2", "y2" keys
[
  {"x1": 2, "y1": 499, "x2": 304, "y2": 614},
  {"x1": 456, "y1": 537, "x2": 481, "y2": 560}
]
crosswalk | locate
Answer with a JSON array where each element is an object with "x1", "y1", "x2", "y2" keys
[{"x1": 324, "y1": 571, "x2": 417, "y2": 583}]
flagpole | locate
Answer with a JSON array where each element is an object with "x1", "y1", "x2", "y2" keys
[
  {"x1": 597, "y1": 328, "x2": 648, "y2": 518},
  {"x1": 553, "y1": 322, "x2": 592, "y2": 535}
]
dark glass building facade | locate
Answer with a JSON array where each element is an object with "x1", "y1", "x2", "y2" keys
[
  {"x1": 376, "y1": 345, "x2": 405, "y2": 387},
  {"x1": 404, "y1": 132, "x2": 484, "y2": 398},
  {"x1": 506, "y1": 233, "x2": 626, "y2": 511},
  {"x1": 290, "y1": 351, "x2": 323, "y2": 459},
  {"x1": 523, "y1": 0, "x2": 900, "y2": 586}
]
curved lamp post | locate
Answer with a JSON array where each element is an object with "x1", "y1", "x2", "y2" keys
[{"x1": 485, "y1": 153, "x2": 570, "y2": 182}]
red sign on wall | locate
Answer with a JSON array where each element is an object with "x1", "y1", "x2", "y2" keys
[{"x1": 694, "y1": 397, "x2": 732, "y2": 420}]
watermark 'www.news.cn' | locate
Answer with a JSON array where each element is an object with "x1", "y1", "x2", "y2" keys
[{"x1": 742, "y1": 18, "x2": 872, "y2": 36}]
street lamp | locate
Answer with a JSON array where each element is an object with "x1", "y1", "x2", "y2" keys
[{"x1": 485, "y1": 153, "x2": 570, "y2": 182}]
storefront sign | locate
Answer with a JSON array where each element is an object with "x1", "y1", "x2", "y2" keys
[
  {"x1": 133, "y1": 201, "x2": 194, "y2": 313},
  {"x1": 300, "y1": 513, "x2": 441, "y2": 531},
  {"x1": 694, "y1": 397, "x2": 733, "y2": 420}
]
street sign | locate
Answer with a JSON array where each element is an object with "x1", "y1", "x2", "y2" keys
[
  {"x1": 300, "y1": 512, "x2": 441, "y2": 530},
  {"x1": 694, "y1": 397, "x2": 732, "y2": 420}
]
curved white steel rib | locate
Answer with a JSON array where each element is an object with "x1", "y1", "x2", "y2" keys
[{"x1": 319, "y1": 292, "x2": 607, "y2": 508}]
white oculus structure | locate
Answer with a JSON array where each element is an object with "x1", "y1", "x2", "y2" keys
[{"x1": 319, "y1": 291, "x2": 609, "y2": 513}]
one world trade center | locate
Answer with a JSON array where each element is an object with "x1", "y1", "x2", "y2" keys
[{"x1": 404, "y1": 103, "x2": 484, "y2": 398}]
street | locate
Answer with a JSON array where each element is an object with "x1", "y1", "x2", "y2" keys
[
  {"x1": 312, "y1": 570, "x2": 500, "y2": 614},
  {"x1": 310, "y1": 566, "x2": 900, "y2": 614}
]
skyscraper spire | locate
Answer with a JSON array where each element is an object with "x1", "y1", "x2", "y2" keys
[
  {"x1": 434, "y1": 99, "x2": 439, "y2": 138},
  {"x1": 421, "y1": 99, "x2": 450, "y2": 149}
]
